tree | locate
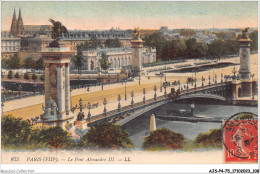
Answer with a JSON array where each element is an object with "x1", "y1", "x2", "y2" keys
[
  {"x1": 38, "y1": 126, "x2": 72, "y2": 149},
  {"x1": 179, "y1": 29, "x2": 196, "y2": 38},
  {"x1": 23, "y1": 57, "x2": 35, "y2": 69},
  {"x1": 142, "y1": 128, "x2": 184, "y2": 150},
  {"x1": 14, "y1": 72, "x2": 20, "y2": 79},
  {"x1": 32, "y1": 73, "x2": 37, "y2": 81},
  {"x1": 35, "y1": 57, "x2": 44, "y2": 70},
  {"x1": 194, "y1": 128, "x2": 222, "y2": 148},
  {"x1": 99, "y1": 52, "x2": 110, "y2": 70},
  {"x1": 40, "y1": 74, "x2": 45, "y2": 81},
  {"x1": 24, "y1": 72, "x2": 30, "y2": 80},
  {"x1": 72, "y1": 49, "x2": 84, "y2": 74},
  {"x1": 6, "y1": 53, "x2": 20, "y2": 69},
  {"x1": 7, "y1": 70, "x2": 13, "y2": 79},
  {"x1": 143, "y1": 32, "x2": 167, "y2": 60},
  {"x1": 1, "y1": 115, "x2": 31, "y2": 147},
  {"x1": 249, "y1": 30, "x2": 258, "y2": 51},
  {"x1": 81, "y1": 123, "x2": 134, "y2": 149}
]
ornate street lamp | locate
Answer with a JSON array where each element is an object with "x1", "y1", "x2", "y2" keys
[
  {"x1": 208, "y1": 75, "x2": 211, "y2": 86},
  {"x1": 131, "y1": 91, "x2": 134, "y2": 107},
  {"x1": 87, "y1": 102, "x2": 91, "y2": 121},
  {"x1": 101, "y1": 73, "x2": 103, "y2": 90},
  {"x1": 154, "y1": 85, "x2": 157, "y2": 100},
  {"x1": 194, "y1": 72, "x2": 197, "y2": 89},
  {"x1": 125, "y1": 79, "x2": 127, "y2": 100},
  {"x1": 232, "y1": 66, "x2": 237, "y2": 80},
  {"x1": 163, "y1": 83, "x2": 167, "y2": 98},
  {"x1": 103, "y1": 98, "x2": 107, "y2": 116},
  {"x1": 117, "y1": 94, "x2": 121, "y2": 111},
  {"x1": 202, "y1": 76, "x2": 205, "y2": 87},
  {"x1": 212, "y1": 69, "x2": 215, "y2": 83},
  {"x1": 160, "y1": 72, "x2": 162, "y2": 92},
  {"x1": 186, "y1": 78, "x2": 189, "y2": 90},
  {"x1": 33, "y1": 82, "x2": 37, "y2": 95},
  {"x1": 178, "y1": 80, "x2": 181, "y2": 92},
  {"x1": 143, "y1": 88, "x2": 146, "y2": 104},
  {"x1": 18, "y1": 84, "x2": 22, "y2": 98}
]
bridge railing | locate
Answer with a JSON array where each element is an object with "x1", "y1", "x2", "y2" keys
[{"x1": 87, "y1": 96, "x2": 168, "y2": 127}]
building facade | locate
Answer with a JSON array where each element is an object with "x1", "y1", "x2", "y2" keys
[
  {"x1": 1, "y1": 31, "x2": 21, "y2": 59},
  {"x1": 71, "y1": 47, "x2": 156, "y2": 71}
]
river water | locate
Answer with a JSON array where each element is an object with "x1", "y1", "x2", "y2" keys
[{"x1": 123, "y1": 102, "x2": 258, "y2": 149}]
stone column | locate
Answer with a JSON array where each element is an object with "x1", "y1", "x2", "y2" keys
[
  {"x1": 44, "y1": 63, "x2": 50, "y2": 105},
  {"x1": 56, "y1": 65, "x2": 65, "y2": 116},
  {"x1": 65, "y1": 63, "x2": 70, "y2": 115}
]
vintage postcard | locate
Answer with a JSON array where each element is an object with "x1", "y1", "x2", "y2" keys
[{"x1": 1, "y1": 1, "x2": 259, "y2": 173}]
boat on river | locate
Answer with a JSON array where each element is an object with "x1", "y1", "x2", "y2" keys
[{"x1": 155, "y1": 104, "x2": 222, "y2": 123}]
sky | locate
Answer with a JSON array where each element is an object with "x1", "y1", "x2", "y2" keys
[{"x1": 1, "y1": 1, "x2": 258, "y2": 31}]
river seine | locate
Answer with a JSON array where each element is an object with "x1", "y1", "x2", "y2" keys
[{"x1": 123, "y1": 102, "x2": 258, "y2": 149}]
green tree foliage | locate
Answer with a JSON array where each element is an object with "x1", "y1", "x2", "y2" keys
[
  {"x1": 1, "y1": 58, "x2": 8, "y2": 69},
  {"x1": 179, "y1": 29, "x2": 196, "y2": 38},
  {"x1": 14, "y1": 72, "x2": 20, "y2": 79},
  {"x1": 38, "y1": 127, "x2": 72, "y2": 149},
  {"x1": 99, "y1": 52, "x2": 110, "y2": 70},
  {"x1": 35, "y1": 57, "x2": 44, "y2": 70},
  {"x1": 193, "y1": 128, "x2": 222, "y2": 148},
  {"x1": 23, "y1": 57, "x2": 35, "y2": 69},
  {"x1": 24, "y1": 72, "x2": 30, "y2": 80},
  {"x1": 214, "y1": 32, "x2": 236, "y2": 40},
  {"x1": 142, "y1": 128, "x2": 184, "y2": 150},
  {"x1": 143, "y1": 32, "x2": 167, "y2": 60},
  {"x1": 32, "y1": 73, "x2": 37, "y2": 81},
  {"x1": 7, "y1": 70, "x2": 13, "y2": 79},
  {"x1": 6, "y1": 53, "x2": 20, "y2": 69},
  {"x1": 249, "y1": 30, "x2": 258, "y2": 51},
  {"x1": 40, "y1": 74, "x2": 45, "y2": 81},
  {"x1": 72, "y1": 48, "x2": 84, "y2": 74},
  {"x1": 81, "y1": 123, "x2": 134, "y2": 149},
  {"x1": 1, "y1": 115, "x2": 31, "y2": 147},
  {"x1": 104, "y1": 38, "x2": 122, "y2": 48}
]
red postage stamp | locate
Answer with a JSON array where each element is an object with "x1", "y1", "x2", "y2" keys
[{"x1": 223, "y1": 113, "x2": 258, "y2": 163}]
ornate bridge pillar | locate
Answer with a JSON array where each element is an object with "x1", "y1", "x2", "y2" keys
[
  {"x1": 41, "y1": 45, "x2": 74, "y2": 121},
  {"x1": 238, "y1": 28, "x2": 252, "y2": 98}
]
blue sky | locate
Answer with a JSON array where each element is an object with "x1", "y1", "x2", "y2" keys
[{"x1": 1, "y1": 1, "x2": 258, "y2": 30}]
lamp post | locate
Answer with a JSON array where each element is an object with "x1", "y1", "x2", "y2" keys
[
  {"x1": 221, "y1": 73, "x2": 223, "y2": 83},
  {"x1": 160, "y1": 72, "x2": 162, "y2": 92},
  {"x1": 208, "y1": 75, "x2": 211, "y2": 86},
  {"x1": 178, "y1": 80, "x2": 181, "y2": 92},
  {"x1": 143, "y1": 88, "x2": 146, "y2": 104},
  {"x1": 163, "y1": 83, "x2": 167, "y2": 98},
  {"x1": 232, "y1": 66, "x2": 237, "y2": 80},
  {"x1": 194, "y1": 72, "x2": 197, "y2": 89},
  {"x1": 215, "y1": 74, "x2": 217, "y2": 84},
  {"x1": 87, "y1": 102, "x2": 91, "y2": 121},
  {"x1": 33, "y1": 82, "x2": 37, "y2": 95},
  {"x1": 154, "y1": 85, "x2": 157, "y2": 100},
  {"x1": 202, "y1": 76, "x2": 205, "y2": 87},
  {"x1": 101, "y1": 72, "x2": 103, "y2": 90},
  {"x1": 117, "y1": 94, "x2": 121, "y2": 111},
  {"x1": 131, "y1": 91, "x2": 134, "y2": 107},
  {"x1": 212, "y1": 69, "x2": 215, "y2": 83},
  {"x1": 18, "y1": 84, "x2": 22, "y2": 98},
  {"x1": 103, "y1": 98, "x2": 107, "y2": 116},
  {"x1": 125, "y1": 79, "x2": 127, "y2": 100},
  {"x1": 186, "y1": 78, "x2": 189, "y2": 90}
]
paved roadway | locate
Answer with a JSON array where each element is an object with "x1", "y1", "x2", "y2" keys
[{"x1": 4, "y1": 54, "x2": 258, "y2": 120}]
